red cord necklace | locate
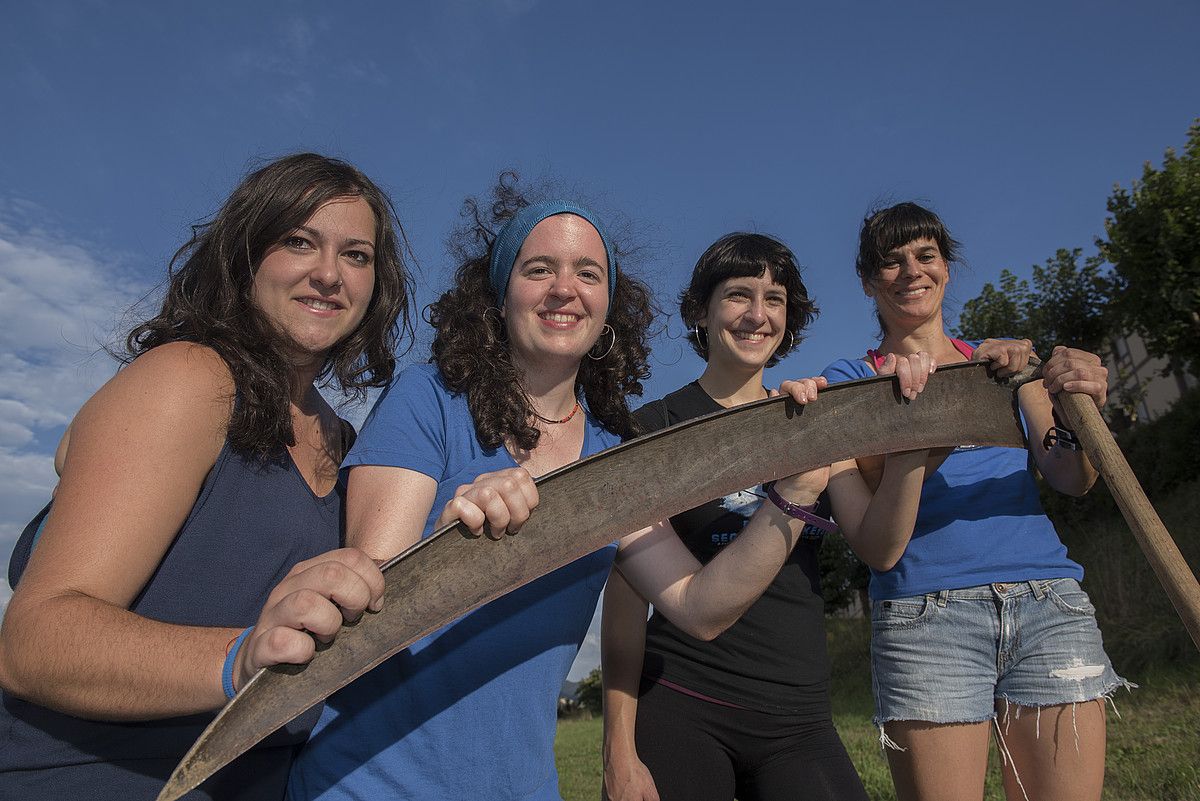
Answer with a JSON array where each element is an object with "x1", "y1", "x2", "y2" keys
[{"x1": 533, "y1": 400, "x2": 581, "y2": 425}]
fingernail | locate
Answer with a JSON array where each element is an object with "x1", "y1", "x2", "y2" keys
[{"x1": 370, "y1": 598, "x2": 383, "y2": 613}]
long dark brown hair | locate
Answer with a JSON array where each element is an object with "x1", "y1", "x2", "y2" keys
[
  {"x1": 428, "y1": 173, "x2": 653, "y2": 450},
  {"x1": 126, "y1": 153, "x2": 413, "y2": 456}
]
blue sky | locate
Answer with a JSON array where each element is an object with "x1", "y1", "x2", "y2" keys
[{"x1": 1, "y1": 1, "x2": 1197, "y2": 678}]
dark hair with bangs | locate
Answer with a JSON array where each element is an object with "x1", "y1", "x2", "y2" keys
[
  {"x1": 855, "y1": 201, "x2": 962, "y2": 282},
  {"x1": 679, "y1": 232, "x2": 817, "y2": 366},
  {"x1": 428, "y1": 172, "x2": 654, "y2": 450},
  {"x1": 126, "y1": 152, "x2": 414, "y2": 457}
]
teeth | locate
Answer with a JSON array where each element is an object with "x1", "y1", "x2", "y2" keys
[
  {"x1": 898, "y1": 288, "x2": 928, "y2": 298},
  {"x1": 734, "y1": 331, "x2": 766, "y2": 342},
  {"x1": 301, "y1": 299, "x2": 338, "y2": 311},
  {"x1": 541, "y1": 313, "x2": 579, "y2": 322}
]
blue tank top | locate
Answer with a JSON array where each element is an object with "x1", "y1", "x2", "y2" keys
[{"x1": 0, "y1": 439, "x2": 344, "y2": 801}]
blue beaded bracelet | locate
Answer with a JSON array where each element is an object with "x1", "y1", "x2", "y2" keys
[{"x1": 222, "y1": 626, "x2": 254, "y2": 700}]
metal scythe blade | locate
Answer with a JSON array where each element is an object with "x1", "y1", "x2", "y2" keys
[{"x1": 158, "y1": 361, "x2": 1037, "y2": 801}]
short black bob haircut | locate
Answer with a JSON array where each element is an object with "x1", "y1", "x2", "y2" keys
[
  {"x1": 679, "y1": 232, "x2": 817, "y2": 367},
  {"x1": 855, "y1": 201, "x2": 962, "y2": 282}
]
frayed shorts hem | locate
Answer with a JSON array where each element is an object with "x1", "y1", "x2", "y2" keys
[{"x1": 869, "y1": 579, "x2": 1128, "y2": 726}]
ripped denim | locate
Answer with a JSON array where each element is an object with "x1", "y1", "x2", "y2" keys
[{"x1": 869, "y1": 578, "x2": 1132, "y2": 742}]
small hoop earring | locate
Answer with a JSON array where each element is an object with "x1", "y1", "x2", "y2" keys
[
  {"x1": 690, "y1": 325, "x2": 709, "y2": 353},
  {"x1": 483, "y1": 307, "x2": 508, "y2": 342},
  {"x1": 779, "y1": 329, "x2": 795, "y2": 353},
  {"x1": 588, "y1": 324, "x2": 616, "y2": 360}
]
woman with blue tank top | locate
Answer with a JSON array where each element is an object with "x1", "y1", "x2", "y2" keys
[
  {"x1": 820, "y1": 202, "x2": 1127, "y2": 801},
  {"x1": 287, "y1": 177, "x2": 833, "y2": 801},
  {"x1": 0, "y1": 154, "x2": 409, "y2": 800}
]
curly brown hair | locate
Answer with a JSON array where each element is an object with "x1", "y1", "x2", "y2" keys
[
  {"x1": 126, "y1": 153, "x2": 413, "y2": 456},
  {"x1": 428, "y1": 173, "x2": 654, "y2": 450}
]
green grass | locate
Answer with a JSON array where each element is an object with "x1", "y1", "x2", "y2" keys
[
  {"x1": 556, "y1": 482, "x2": 1200, "y2": 800},
  {"x1": 555, "y1": 714, "x2": 603, "y2": 800}
]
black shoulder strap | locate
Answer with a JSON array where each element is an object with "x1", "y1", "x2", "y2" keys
[
  {"x1": 8, "y1": 500, "x2": 52, "y2": 589},
  {"x1": 339, "y1": 418, "x2": 357, "y2": 459}
]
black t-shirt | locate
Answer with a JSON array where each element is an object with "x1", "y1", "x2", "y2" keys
[{"x1": 635, "y1": 382, "x2": 831, "y2": 716}]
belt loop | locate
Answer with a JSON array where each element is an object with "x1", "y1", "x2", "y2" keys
[
  {"x1": 936, "y1": 589, "x2": 949, "y2": 607},
  {"x1": 1030, "y1": 580, "x2": 1047, "y2": 600}
]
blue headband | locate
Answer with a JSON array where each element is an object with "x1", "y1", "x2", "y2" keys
[{"x1": 487, "y1": 200, "x2": 618, "y2": 304}]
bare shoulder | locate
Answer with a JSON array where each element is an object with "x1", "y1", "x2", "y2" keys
[
  {"x1": 69, "y1": 343, "x2": 235, "y2": 460},
  {"x1": 120, "y1": 342, "x2": 234, "y2": 396}
]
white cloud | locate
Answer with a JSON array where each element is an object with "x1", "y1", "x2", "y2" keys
[
  {"x1": 567, "y1": 589, "x2": 603, "y2": 681},
  {"x1": 0, "y1": 212, "x2": 146, "y2": 613}
]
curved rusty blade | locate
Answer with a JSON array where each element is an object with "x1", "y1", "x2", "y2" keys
[{"x1": 158, "y1": 361, "x2": 1036, "y2": 800}]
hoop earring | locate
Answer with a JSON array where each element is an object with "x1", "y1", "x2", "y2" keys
[
  {"x1": 483, "y1": 307, "x2": 508, "y2": 342},
  {"x1": 588, "y1": 324, "x2": 616, "y2": 360},
  {"x1": 779, "y1": 329, "x2": 795, "y2": 353},
  {"x1": 690, "y1": 325, "x2": 709, "y2": 353}
]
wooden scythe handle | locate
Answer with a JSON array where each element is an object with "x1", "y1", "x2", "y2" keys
[{"x1": 1058, "y1": 391, "x2": 1200, "y2": 651}]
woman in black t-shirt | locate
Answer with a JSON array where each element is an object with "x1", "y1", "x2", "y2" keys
[{"x1": 600, "y1": 234, "x2": 868, "y2": 801}]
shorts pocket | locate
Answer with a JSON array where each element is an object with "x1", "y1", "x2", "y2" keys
[
  {"x1": 1046, "y1": 579, "x2": 1097, "y2": 616},
  {"x1": 872, "y1": 596, "x2": 934, "y2": 629}
]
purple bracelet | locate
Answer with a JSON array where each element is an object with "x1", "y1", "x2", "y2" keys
[{"x1": 765, "y1": 484, "x2": 838, "y2": 532}]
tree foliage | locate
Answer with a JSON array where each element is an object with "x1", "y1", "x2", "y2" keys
[
  {"x1": 575, "y1": 667, "x2": 603, "y2": 717},
  {"x1": 818, "y1": 531, "x2": 869, "y2": 614},
  {"x1": 1099, "y1": 119, "x2": 1200, "y2": 376},
  {"x1": 955, "y1": 248, "x2": 1112, "y2": 358}
]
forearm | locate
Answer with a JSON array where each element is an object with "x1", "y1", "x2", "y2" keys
[
  {"x1": 1032, "y1": 436, "x2": 1098, "y2": 496},
  {"x1": 1020, "y1": 382, "x2": 1099, "y2": 497},
  {"x1": 0, "y1": 591, "x2": 235, "y2": 720},
  {"x1": 832, "y1": 452, "x2": 928, "y2": 571},
  {"x1": 653, "y1": 500, "x2": 806, "y2": 641},
  {"x1": 601, "y1": 571, "x2": 648, "y2": 762}
]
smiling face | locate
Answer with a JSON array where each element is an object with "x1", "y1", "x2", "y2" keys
[
  {"x1": 252, "y1": 196, "x2": 377, "y2": 369},
  {"x1": 502, "y1": 213, "x2": 610, "y2": 372},
  {"x1": 865, "y1": 236, "x2": 949, "y2": 331},
  {"x1": 698, "y1": 272, "x2": 788, "y2": 373}
]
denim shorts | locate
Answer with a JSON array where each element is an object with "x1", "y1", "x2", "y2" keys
[{"x1": 869, "y1": 579, "x2": 1128, "y2": 725}]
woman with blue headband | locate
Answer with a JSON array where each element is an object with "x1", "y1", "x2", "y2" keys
[{"x1": 287, "y1": 177, "x2": 833, "y2": 801}]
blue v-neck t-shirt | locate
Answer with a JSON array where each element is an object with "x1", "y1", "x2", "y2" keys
[{"x1": 288, "y1": 364, "x2": 619, "y2": 801}]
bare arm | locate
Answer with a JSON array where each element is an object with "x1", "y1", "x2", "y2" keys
[
  {"x1": 345, "y1": 463, "x2": 544, "y2": 563},
  {"x1": 826, "y1": 451, "x2": 933, "y2": 572},
  {"x1": 614, "y1": 378, "x2": 828, "y2": 641},
  {"x1": 1022, "y1": 346, "x2": 1105, "y2": 496},
  {"x1": 0, "y1": 344, "x2": 383, "y2": 719},
  {"x1": 823, "y1": 351, "x2": 945, "y2": 571},
  {"x1": 601, "y1": 570, "x2": 659, "y2": 801},
  {"x1": 344, "y1": 465, "x2": 439, "y2": 559}
]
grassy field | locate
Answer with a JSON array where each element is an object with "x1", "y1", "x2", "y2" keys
[{"x1": 556, "y1": 483, "x2": 1200, "y2": 800}]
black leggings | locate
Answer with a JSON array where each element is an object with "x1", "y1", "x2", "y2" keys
[{"x1": 634, "y1": 680, "x2": 869, "y2": 801}]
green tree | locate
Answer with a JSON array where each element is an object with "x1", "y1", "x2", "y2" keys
[
  {"x1": 575, "y1": 667, "x2": 603, "y2": 717},
  {"x1": 817, "y1": 531, "x2": 869, "y2": 614},
  {"x1": 1099, "y1": 119, "x2": 1200, "y2": 376},
  {"x1": 955, "y1": 248, "x2": 1112, "y2": 358},
  {"x1": 956, "y1": 269, "x2": 1030, "y2": 345}
]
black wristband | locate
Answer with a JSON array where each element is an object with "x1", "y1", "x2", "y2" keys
[{"x1": 1043, "y1": 425, "x2": 1082, "y2": 452}]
